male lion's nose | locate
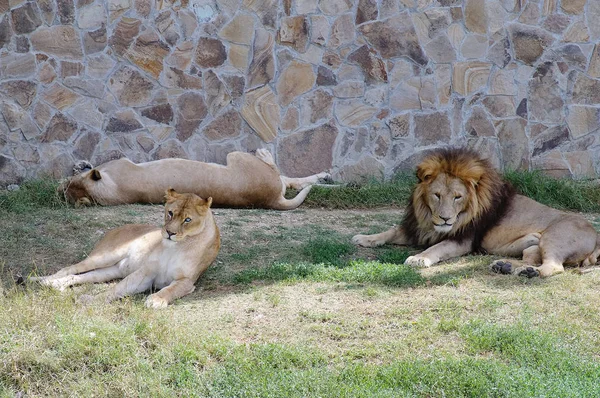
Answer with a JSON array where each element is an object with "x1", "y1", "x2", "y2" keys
[{"x1": 440, "y1": 216, "x2": 451, "y2": 222}]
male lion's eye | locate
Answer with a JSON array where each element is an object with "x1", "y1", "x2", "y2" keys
[
  {"x1": 434, "y1": 193, "x2": 441, "y2": 199},
  {"x1": 184, "y1": 217, "x2": 192, "y2": 223},
  {"x1": 167, "y1": 211, "x2": 173, "y2": 219},
  {"x1": 454, "y1": 195, "x2": 462, "y2": 201}
]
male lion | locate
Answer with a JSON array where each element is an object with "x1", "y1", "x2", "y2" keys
[
  {"x1": 31, "y1": 189, "x2": 220, "y2": 308},
  {"x1": 352, "y1": 148, "x2": 600, "y2": 278},
  {"x1": 60, "y1": 149, "x2": 330, "y2": 210}
]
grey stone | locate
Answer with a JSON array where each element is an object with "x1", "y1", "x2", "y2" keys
[
  {"x1": 317, "y1": 66, "x2": 337, "y2": 86},
  {"x1": 41, "y1": 113, "x2": 78, "y2": 143},
  {"x1": 532, "y1": 125, "x2": 569, "y2": 156},
  {"x1": 31, "y1": 26, "x2": 83, "y2": 60},
  {"x1": 176, "y1": 92, "x2": 208, "y2": 141},
  {"x1": 141, "y1": 104, "x2": 174, "y2": 124},
  {"x1": 11, "y1": 2, "x2": 42, "y2": 34},
  {"x1": 278, "y1": 122, "x2": 338, "y2": 177},
  {"x1": 152, "y1": 139, "x2": 188, "y2": 160},
  {"x1": 466, "y1": 106, "x2": 495, "y2": 137},
  {"x1": 108, "y1": 66, "x2": 154, "y2": 107},
  {"x1": 528, "y1": 63, "x2": 565, "y2": 123},
  {"x1": 194, "y1": 37, "x2": 227, "y2": 68},
  {"x1": 508, "y1": 23, "x2": 554, "y2": 65},
  {"x1": 106, "y1": 110, "x2": 143, "y2": 133},
  {"x1": 203, "y1": 109, "x2": 242, "y2": 141},
  {"x1": 347, "y1": 45, "x2": 388, "y2": 84},
  {"x1": 414, "y1": 111, "x2": 451, "y2": 146},
  {"x1": 0, "y1": 81, "x2": 37, "y2": 109},
  {"x1": 497, "y1": 118, "x2": 529, "y2": 170}
]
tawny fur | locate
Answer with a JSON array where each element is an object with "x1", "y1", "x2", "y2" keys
[
  {"x1": 59, "y1": 149, "x2": 330, "y2": 210},
  {"x1": 31, "y1": 190, "x2": 220, "y2": 308},
  {"x1": 352, "y1": 148, "x2": 600, "y2": 278}
]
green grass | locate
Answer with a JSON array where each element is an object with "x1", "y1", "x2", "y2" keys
[
  {"x1": 3, "y1": 288, "x2": 599, "y2": 397},
  {"x1": 0, "y1": 178, "x2": 65, "y2": 213},
  {"x1": 505, "y1": 170, "x2": 600, "y2": 212}
]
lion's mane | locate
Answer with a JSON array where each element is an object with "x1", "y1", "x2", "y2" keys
[{"x1": 402, "y1": 148, "x2": 515, "y2": 249}]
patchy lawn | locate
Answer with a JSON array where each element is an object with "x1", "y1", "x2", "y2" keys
[{"x1": 2, "y1": 202, "x2": 600, "y2": 396}]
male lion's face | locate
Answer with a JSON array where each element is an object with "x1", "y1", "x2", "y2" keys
[
  {"x1": 425, "y1": 173, "x2": 469, "y2": 234},
  {"x1": 162, "y1": 189, "x2": 213, "y2": 242}
]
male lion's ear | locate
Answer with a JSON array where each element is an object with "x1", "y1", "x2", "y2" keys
[
  {"x1": 90, "y1": 169, "x2": 102, "y2": 181},
  {"x1": 416, "y1": 166, "x2": 433, "y2": 183}
]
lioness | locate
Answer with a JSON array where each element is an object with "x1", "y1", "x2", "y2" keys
[
  {"x1": 352, "y1": 148, "x2": 600, "y2": 278},
  {"x1": 31, "y1": 189, "x2": 220, "y2": 308},
  {"x1": 60, "y1": 149, "x2": 330, "y2": 210}
]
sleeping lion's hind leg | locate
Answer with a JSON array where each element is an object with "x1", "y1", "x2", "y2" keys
[
  {"x1": 254, "y1": 148, "x2": 279, "y2": 171},
  {"x1": 281, "y1": 173, "x2": 332, "y2": 190},
  {"x1": 352, "y1": 226, "x2": 408, "y2": 247}
]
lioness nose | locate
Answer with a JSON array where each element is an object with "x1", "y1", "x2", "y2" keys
[{"x1": 167, "y1": 230, "x2": 175, "y2": 238}]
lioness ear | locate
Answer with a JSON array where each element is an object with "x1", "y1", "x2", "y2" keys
[
  {"x1": 165, "y1": 188, "x2": 178, "y2": 202},
  {"x1": 206, "y1": 197, "x2": 213, "y2": 208},
  {"x1": 90, "y1": 169, "x2": 102, "y2": 181}
]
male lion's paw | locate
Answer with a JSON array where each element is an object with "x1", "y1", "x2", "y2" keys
[
  {"x1": 351, "y1": 234, "x2": 380, "y2": 247},
  {"x1": 490, "y1": 260, "x2": 513, "y2": 275},
  {"x1": 405, "y1": 256, "x2": 433, "y2": 268},
  {"x1": 145, "y1": 294, "x2": 169, "y2": 309},
  {"x1": 516, "y1": 266, "x2": 540, "y2": 279}
]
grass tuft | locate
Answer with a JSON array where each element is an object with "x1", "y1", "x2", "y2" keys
[
  {"x1": 301, "y1": 237, "x2": 356, "y2": 267},
  {"x1": 0, "y1": 178, "x2": 64, "y2": 213}
]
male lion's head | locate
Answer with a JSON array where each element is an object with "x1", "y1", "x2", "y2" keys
[
  {"x1": 162, "y1": 189, "x2": 213, "y2": 242},
  {"x1": 409, "y1": 148, "x2": 509, "y2": 242}
]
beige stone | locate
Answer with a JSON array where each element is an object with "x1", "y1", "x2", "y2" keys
[
  {"x1": 461, "y1": 34, "x2": 487, "y2": 59},
  {"x1": 565, "y1": 151, "x2": 595, "y2": 178},
  {"x1": 39, "y1": 63, "x2": 57, "y2": 84},
  {"x1": 299, "y1": 90, "x2": 333, "y2": 124},
  {"x1": 204, "y1": 70, "x2": 231, "y2": 116},
  {"x1": 248, "y1": 28, "x2": 274, "y2": 88},
  {"x1": 167, "y1": 41, "x2": 195, "y2": 70},
  {"x1": 77, "y1": 3, "x2": 106, "y2": 29},
  {"x1": 229, "y1": 44, "x2": 250, "y2": 71},
  {"x1": 435, "y1": 65, "x2": 451, "y2": 106},
  {"x1": 296, "y1": 0, "x2": 318, "y2": 13},
  {"x1": 278, "y1": 16, "x2": 309, "y2": 53},
  {"x1": 561, "y1": 0, "x2": 586, "y2": 14},
  {"x1": 42, "y1": 84, "x2": 81, "y2": 110},
  {"x1": 109, "y1": 0, "x2": 131, "y2": 21},
  {"x1": 241, "y1": 85, "x2": 280, "y2": 142},
  {"x1": 464, "y1": 0, "x2": 487, "y2": 34},
  {"x1": 310, "y1": 15, "x2": 329, "y2": 46},
  {"x1": 336, "y1": 157, "x2": 384, "y2": 182},
  {"x1": 281, "y1": 106, "x2": 299, "y2": 132},
  {"x1": 296, "y1": 45, "x2": 324, "y2": 65},
  {"x1": 328, "y1": 14, "x2": 355, "y2": 48},
  {"x1": 333, "y1": 81, "x2": 364, "y2": 98},
  {"x1": 0, "y1": 52, "x2": 35, "y2": 78},
  {"x1": 31, "y1": 26, "x2": 83, "y2": 60},
  {"x1": 567, "y1": 106, "x2": 600, "y2": 138},
  {"x1": 390, "y1": 78, "x2": 421, "y2": 111},
  {"x1": 497, "y1": 118, "x2": 529, "y2": 170},
  {"x1": 335, "y1": 99, "x2": 377, "y2": 127},
  {"x1": 541, "y1": 0, "x2": 556, "y2": 16},
  {"x1": 447, "y1": 23, "x2": 465, "y2": 49},
  {"x1": 452, "y1": 62, "x2": 492, "y2": 96},
  {"x1": 563, "y1": 21, "x2": 590, "y2": 43},
  {"x1": 108, "y1": 66, "x2": 154, "y2": 107},
  {"x1": 509, "y1": 24, "x2": 554, "y2": 65},
  {"x1": 219, "y1": 13, "x2": 255, "y2": 45},
  {"x1": 588, "y1": 44, "x2": 600, "y2": 78},
  {"x1": 414, "y1": 111, "x2": 451, "y2": 146},
  {"x1": 277, "y1": 60, "x2": 315, "y2": 107},
  {"x1": 278, "y1": 122, "x2": 338, "y2": 177},
  {"x1": 518, "y1": 2, "x2": 540, "y2": 25},
  {"x1": 425, "y1": 35, "x2": 456, "y2": 63},
  {"x1": 490, "y1": 67, "x2": 517, "y2": 95},
  {"x1": 126, "y1": 31, "x2": 170, "y2": 79},
  {"x1": 319, "y1": 0, "x2": 352, "y2": 15},
  {"x1": 243, "y1": 0, "x2": 277, "y2": 28}
]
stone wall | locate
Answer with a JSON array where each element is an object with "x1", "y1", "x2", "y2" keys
[{"x1": 1, "y1": 0, "x2": 600, "y2": 186}]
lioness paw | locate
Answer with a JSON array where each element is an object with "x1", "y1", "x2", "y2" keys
[
  {"x1": 145, "y1": 295, "x2": 169, "y2": 309},
  {"x1": 405, "y1": 256, "x2": 433, "y2": 268}
]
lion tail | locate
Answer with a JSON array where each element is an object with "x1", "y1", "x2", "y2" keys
[
  {"x1": 582, "y1": 235, "x2": 600, "y2": 267},
  {"x1": 271, "y1": 185, "x2": 313, "y2": 210}
]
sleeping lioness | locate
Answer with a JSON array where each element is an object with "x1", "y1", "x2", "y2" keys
[
  {"x1": 31, "y1": 189, "x2": 220, "y2": 308},
  {"x1": 60, "y1": 149, "x2": 330, "y2": 210}
]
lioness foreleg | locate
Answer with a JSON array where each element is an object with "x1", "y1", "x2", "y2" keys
[
  {"x1": 145, "y1": 278, "x2": 196, "y2": 309},
  {"x1": 352, "y1": 226, "x2": 409, "y2": 248},
  {"x1": 405, "y1": 239, "x2": 472, "y2": 268},
  {"x1": 97, "y1": 268, "x2": 155, "y2": 303}
]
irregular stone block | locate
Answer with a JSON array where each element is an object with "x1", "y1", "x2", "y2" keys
[
  {"x1": 57, "y1": 0, "x2": 75, "y2": 24},
  {"x1": 572, "y1": 73, "x2": 600, "y2": 105},
  {"x1": 319, "y1": 0, "x2": 352, "y2": 15},
  {"x1": 464, "y1": 0, "x2": 487, "y2": 34},
  {"x1": 219, "y1": 13, "x2": 255, "y2": 45},
  {"x1": 31, "y1": 26, "x2": 83, "y2": 60},
  {"x1": 317, "y1": 66, "x2": 337, "y2": 86},
  {"x1": 278, "y1": 16, "x2": 309, "y2": 53},
  {"x1": 278, "y1": 122, "x2": 338, "y2": 177},
  {"x1": 532, "y1": 125, "x2": 569, "y2": 156},
  {"x1": 41, "y1": 113, "x2": 78, "y2": 142},
  {"x1": 108, "y1": 66, "x2": 154, "y2": 107},
  {"x1": 452, "y1": 62, "x2": 492, "y2": 96},
  {"x1": 248, "y1": 28, "x2": 274, "y2": 88},
  {"x1": 567, "y1": 106, "x2": 600, "y2": 138},
  {"x1": 335, "y1": 99, "x2": 377, "y2": 127},
  {"x1": 508, "y1": 23, "x2": 554, "y2": 65},
  {"x1": 152, "y1": 139, "x2": 189, "y2": 160},
  {"x1": 300, "y1": 89, "x2": 333, "y2": 124},
  {"x1": 194, "y1": 37, "x2": 227, "y2": 68},
  {"x1": 336, "y1": 157, "x2": 384, "y2": 182},
  {"x1": 204, "y1": 70, "x2": 231, "y2": 116},
  {"x1": 466, "y1": 106, "x2": 495, "y2": 137},
  {"x1": 243, "y1": 0, "x2": 278, "y2": 28},
  {"x1": 565, "y1": 151, "x2": 595, "y2": 178},
  {"x1": 85, "y1": 25, "x2": 108, "y2": 55},
  {"x1": 241, "y1": 85, "x2": 279, "y2": 142},
  {"x1": 388, "y1": 114, "x2": 411, "y2": 139},
  {"x1": 141, "y1": 104, "x2": 174, "y2": 124},
  {"x1": 561, "y1": 0, "x2": 585, "y2": 14},
  {"x1": 356, "y1": 0, "x2": 377, "y2": 25},
  {"x1": 532, "y1": 150, "x2": 571, "y2": 178},
  {"x1": 203, "y1": 109, "x2": 242, "y2": 140},
  {"x1": 329, "y1": 14, "x2": 355, "y2": 48},
  {"x1": 126, "y1": 31, "x2": 170, "y2": 78},
  {"x1": 69, "y1": 99, "x2": 104, "y2": 130},
  {"x1": 162, "y1": 67, "x2": 203, "y2": 89},
  {"x1": 497, "y1": 118, "x2": 529, "y2": 170},
  {"x1": 10, "y1": 2, "x2": 42, "y2": 34},
  {"x1": 425, "y1": 35, "x2": 456, "y2": 63},
  {"x1": 333, "y1": 81, "x2": 365, "y2": 98},
  {"x1": 564, "y1": 21, "x2": 590, "y2": 43},
  {"x1": 176, "y1": 92, "x2": 208, "y2": 141},
  {"x1": 414, "y1": 111, "x2": 451, "y2": 146},
  {"x1": 0, "y1": 14, "x2": 10, "y2": 50},
  {"x1": 42, "y1": 84, "x2": 81, "y2": 110},
  {"x1": 359, "y1": 12, "x2": 427, "y2": 65},
  {"x1": 0, "y1": 52, "x2": 35, "y2": 78},
  {"x1": 528, "y1": 63, "x2": 564, "y2": 123},
  {"x1": 0, "y1": 80, "x2": 37, "y2": 109},
  {"x1": 277, "y1": 60, "x2": 315, "y2": 107},
  {"x1": 348, "y1": 45, "x2": 387, "y2": 84},
  {"x1": 461, "y1": 34, "x2": 487, "y2": 59},
  {"x1": 311, "y1": 15, "x2": 329, "y2": 46}
]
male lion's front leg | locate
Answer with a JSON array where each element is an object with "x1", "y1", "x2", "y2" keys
[
  {"x1": 145, "y1": 279, "x2": 196, "y2": 309},
  {"x1": 405, "y1": 239, "x2": 472, "y2": 268},
  {"x1": 352, "y1": 226, "x2": 409, "y2": 247}
]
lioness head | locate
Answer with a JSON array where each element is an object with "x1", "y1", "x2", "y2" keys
[
  {"x1": 58, "y1": 168, "x2": 101, "y2": 207},
  {"x1": 412, "y1": 149, "x2": 504, "y2": 236},
  {"x1": 162, "y1": 189, "x2": 213, "y2": 242}
]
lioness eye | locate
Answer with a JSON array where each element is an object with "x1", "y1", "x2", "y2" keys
[{"x1": 184, "y1": 217, "x2": 192, "y2": 223}]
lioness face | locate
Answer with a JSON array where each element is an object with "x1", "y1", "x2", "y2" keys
[
  {"x1": 59, "y1": 169, "x2": 101, "y2": 207},
  {"x1": 426, "y1": 174, "x2": 469, "y2": 234},
  {"x1": 162, "y1": 189, "x2": 213, "y2": 242}
]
